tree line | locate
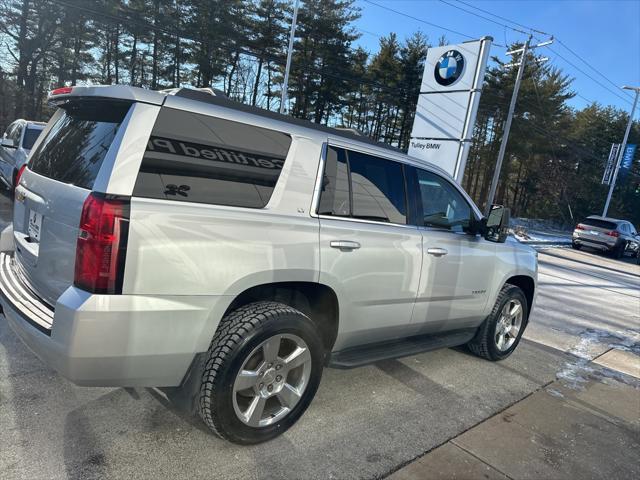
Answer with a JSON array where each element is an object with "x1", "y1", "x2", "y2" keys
[{"x1": 0, "y1": 0, "x2": 638, "y2": 225}]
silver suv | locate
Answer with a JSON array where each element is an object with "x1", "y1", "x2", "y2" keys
[{"x1": 0, "y1": 86, "x2": 537, "y2": 444}]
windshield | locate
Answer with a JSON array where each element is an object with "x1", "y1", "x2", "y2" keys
[{"x1": 28, "y1": 101, "x2": 131, "y2": 189}]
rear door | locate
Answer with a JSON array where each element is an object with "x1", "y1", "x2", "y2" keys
[
  {"x1": 13, "y1": 100, "x2": 132, "y2": 305},
  {"x1": 317, "y1": 145, "x2": 422, "y2": 350}
]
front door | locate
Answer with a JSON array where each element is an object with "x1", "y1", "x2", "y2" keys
[{"x1": 407, "y1": 167, "x2": 496, "y2": 334}]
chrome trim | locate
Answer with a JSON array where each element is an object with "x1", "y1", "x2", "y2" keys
[
  {"x1": 317, "y1": 214, "x2": 418, "y2": 230},
  {"x1": 0, "y1": 252, "x2": 54, "y2": 333}
]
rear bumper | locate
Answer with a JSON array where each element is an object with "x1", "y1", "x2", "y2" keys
[
  {"x1": 572, "y1": 233, "x2": 617, "y2": 251},
  {"x1": 0, "y1": 252, "x2": 230, "y2": 387}
]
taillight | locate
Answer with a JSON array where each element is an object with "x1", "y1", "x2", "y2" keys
[
  {"x1": 74, "y1": 192, "x2": 130, "y2": 294},
  {"x1": 14, "y1": 164, "x2": 27, "y2": 190},
  {"x1": 50, "y1": 86, "x2": 73, "y2": 96},
  {"x1": 575, "y1": 224, "x2": 585, "y2": 230},
  {"x1": 606, "y1": 230, "x2": 619, "y2": 238}
]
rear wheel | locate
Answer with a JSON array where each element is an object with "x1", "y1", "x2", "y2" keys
[
  {"x1": 611, "y1": 242, "x2": 625, "y2": 259},
  {"x1": 571, "y1": 242, "x2": 581, "y2": 250},
  {"x1": 198, "y1": 301, "x2": 324, "y2": 444},
  {"x1": 467, "y1": 284, "x2": 528, "y2": 361}
]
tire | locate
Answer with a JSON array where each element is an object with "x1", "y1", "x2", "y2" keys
[
  {"x1": 198, "y1": 301, "x2": 324, "y2": 444},
  {"x1": 571, "y1": 242, "x2": 581, "y2": 250},
  {"x1": 611, "y1": 242, "x2": 625, "y2": 259},
  {"x1": 467, "y1": 284, "x2": 528, "y2": 361}
]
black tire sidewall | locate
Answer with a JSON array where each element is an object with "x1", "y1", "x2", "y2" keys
[
  {"x1": 487, "y1": 287, "x2": 528, "y2": 360},
  {"x1": 208, "y1": 311, "x2": 323, "y2": 444}
]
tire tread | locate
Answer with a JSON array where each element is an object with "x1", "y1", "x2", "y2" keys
[
  {"x1": 468, "y1": 284, "x2": 523, "y2": 361},
  {"x1": 198, "y1": 301, "x2": 304, "y2": 440}
]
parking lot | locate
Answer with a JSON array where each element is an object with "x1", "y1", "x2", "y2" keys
[{"x1": 1, "y1": 191, "x2": 638, "y2": 480}]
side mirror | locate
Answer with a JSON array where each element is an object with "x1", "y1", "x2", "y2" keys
[
  {"x1": 483, "y1": 204, "x2": 510, "y2": 243},
  {"x1": 1, "y1": 138, "x2": 16, "y2": 148}
]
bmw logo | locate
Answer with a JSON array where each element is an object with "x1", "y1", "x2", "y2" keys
[{"x1": 434, "y1": 50, "x2": 465, "y2": 86}]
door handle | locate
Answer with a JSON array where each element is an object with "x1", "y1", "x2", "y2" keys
[
  {"x1": 330, "y1": 240, "x2": 361, "y2": 251},
  {"x1": 427, "y1": 247, "x2": 448, "y2": 257}
]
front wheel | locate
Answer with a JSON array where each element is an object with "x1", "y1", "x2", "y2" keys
[
  {"x1": 198, "y1": 301, "x2": 324, "y2": 444},
  {"x1": 467, "y1": 285, "x2": 528, "y2": 361}
]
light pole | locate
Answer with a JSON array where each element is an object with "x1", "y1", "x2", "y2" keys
[
  {"x1": 280, "y1": 0, "x2": 300, "y2": 114},
  {"x1": 602, "y1": 85, "x2": 640, "y2": 217}
]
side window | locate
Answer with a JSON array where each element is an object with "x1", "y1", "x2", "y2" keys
[
  {"x1": 317, "y1": 146, "x2": 407, "y2": 224},
  {"x1": 620, "y1": 223, "x2": 629, "y2": 234},
  {"x1": 318, "y1": 146, "x2": 350, "y2": 217},
  {"x1": 630, "y1": 224, "x2": 637, "y2": 235},
  {"x1": 134, "y1": 108, "x2": 292, "y2": 208},
  {"x1": 348, "y1": 151, "x2": 406, "y2": 224},
  {"x1": 412, "y1": 168, "x2": 472, "y2": 232}
]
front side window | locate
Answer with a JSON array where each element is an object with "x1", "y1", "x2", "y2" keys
[
  {"x1": 317, "y1": 146, "x2": 407, "y2": 225},
  {"x1": 133, "y1": 108, "x2": 292, "y2": 208},
  {"x1": 412, "y1": 168, "x2": 472, "y2": 232}
]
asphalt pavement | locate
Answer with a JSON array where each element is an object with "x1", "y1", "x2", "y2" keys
[{"x1": 1, "y1": 191, "x2": 638, "y2": 480}]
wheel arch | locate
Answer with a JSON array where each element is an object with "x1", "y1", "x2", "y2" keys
[
  {"x1": 223, "y1": 281, "x2": 340, "y2": 356},
  {"x1": 504, "y1": 275, "x2": 535, "y2": 320}
]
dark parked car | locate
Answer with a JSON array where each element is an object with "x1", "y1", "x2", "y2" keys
[{"x1": 572, "y1": 216, "x2": 639, "y2": 259}]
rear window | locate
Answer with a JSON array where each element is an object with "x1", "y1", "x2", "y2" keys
[
  {"x1": 133, "y1": 108, "x2": 292, "y2": 208},
  {"x1": 22, "y1": 127, "x2": 43, "y2": 150},
  {"x1": 581, "y1": 219, "x2": 617, "y2": 230},
  {"x1": 28, "y1": 101, "x2": 131, "y2": 189}
]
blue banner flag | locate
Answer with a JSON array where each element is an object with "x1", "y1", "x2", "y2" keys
[{"x1": 619, "y1": 144, "x2": 636, "y2": 179}]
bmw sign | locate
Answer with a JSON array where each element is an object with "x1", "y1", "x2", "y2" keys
[{"x1": 434, "y1": 50, "x2": 465, "y2": 86}]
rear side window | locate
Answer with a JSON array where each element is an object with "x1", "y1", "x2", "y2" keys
[
  {"x1": 133, "y1": 108, "x2": 292, "y2": 208},
  {"x1": 582, "y1": 219, "x2": 617, "y2": 230},
  {"x1": 29, "y1": 101, "x2": 131, "y2": 189},
  {"x1": 22, "y1": 127, "x2": 43, "y2": 150},
  {"x1": 317, "y1": 146, "x2": 407, "y2": 224}
]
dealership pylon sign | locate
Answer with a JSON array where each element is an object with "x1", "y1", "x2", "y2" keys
[{"x1": 408, "y1": 37, "x2": 492, "y2": 182}]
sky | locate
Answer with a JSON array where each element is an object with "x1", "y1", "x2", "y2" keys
[{"x1": 354, "y1": 0, "x2": 640, "y2": 114}]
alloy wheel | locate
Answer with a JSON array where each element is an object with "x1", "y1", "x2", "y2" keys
[
  {"x1": 232, "y1": 333, "x2": 312, "y2": 428},
  {"x1": 495, "y1": 299, "x2": 523, "y2": 351}
]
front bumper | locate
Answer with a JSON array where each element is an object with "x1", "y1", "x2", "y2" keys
[{"x1": 0, "y1": 252, "x2": 229, "y2": 387}]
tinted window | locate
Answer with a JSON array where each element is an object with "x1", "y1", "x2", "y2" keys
[
  {"x1": 29, "y1": 101, "x2": 130, "y2": 189},
  {"x1": 317, "y1": 147, "x2": 407, "y2": 224},
  {"x1": 22, "y1": 127, "x2": 43, "y2": 150},
  {"x1": 582, "y1": 219, "x2": 617, "y2": 230},
  {"x1": 133, "y1": 108, "x2": 292, "y2": 208},
  {"x1": 318, "y1": 146, "x2": 350, "y2": 216},
  {"x1": 349, "y1": 151, "x2": 406, "y2": 224},
  {"x1": 413, "y1": 168, "x2": 471, "y2": 232}
]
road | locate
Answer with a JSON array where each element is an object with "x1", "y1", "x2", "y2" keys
[{"x1": 1, "y1": 192, "x2": 638, "y2": 480}]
